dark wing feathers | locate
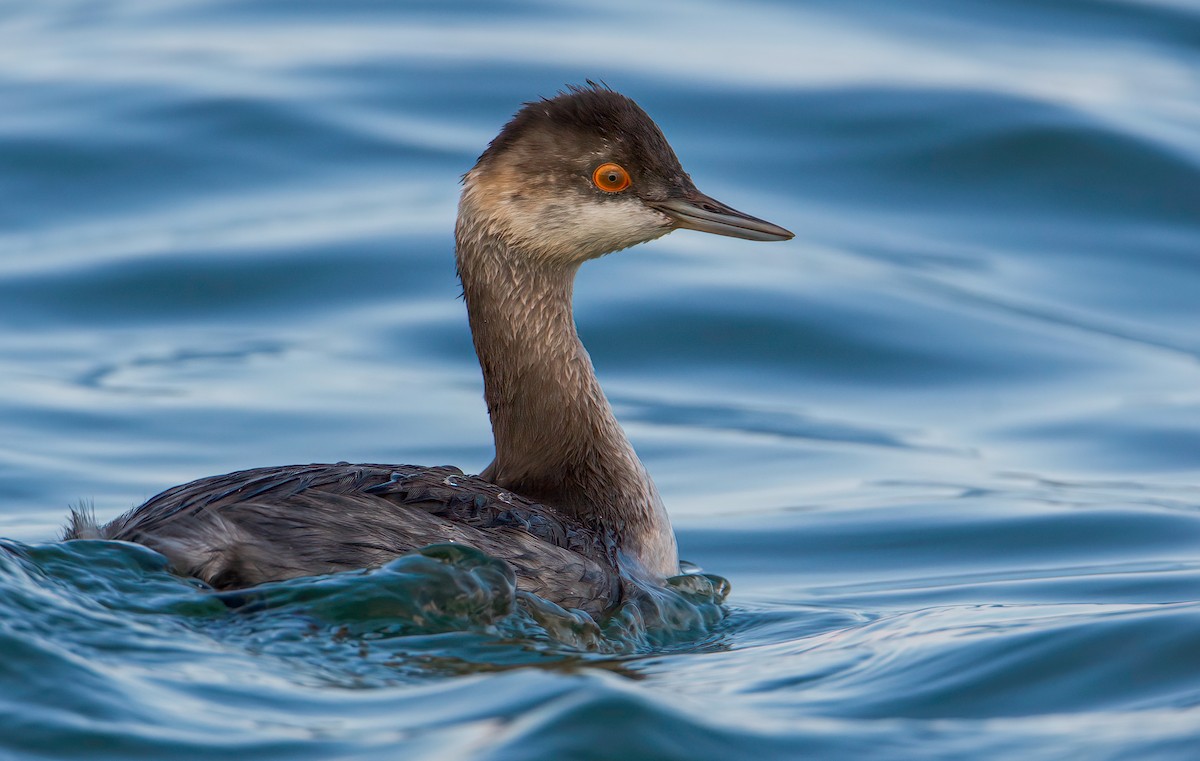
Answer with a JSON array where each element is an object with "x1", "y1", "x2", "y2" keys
[{"x1": 86, "y1": 463, "x2": 621, "y2": 615}]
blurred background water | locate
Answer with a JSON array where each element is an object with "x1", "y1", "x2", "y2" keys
[{"x1": 2, "y1": 0, "x2": 1200, "y2": 758}]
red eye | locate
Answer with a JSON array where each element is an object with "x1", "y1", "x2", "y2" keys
[{"x1": 592, "y1": 162, "x2": 631, "y2": 193}]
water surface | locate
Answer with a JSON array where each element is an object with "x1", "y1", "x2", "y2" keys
[{"x1": 2, "y1": 1, "x2": 1200, "y2": 759}]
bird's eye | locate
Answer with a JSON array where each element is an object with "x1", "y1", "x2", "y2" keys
[{"x1": 592, "y1": 162, "x2": 631, "y2": 193}]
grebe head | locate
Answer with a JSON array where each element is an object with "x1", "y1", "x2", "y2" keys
[{"x1": 460, "y1": 84, "x2": 793, "y2": 266}]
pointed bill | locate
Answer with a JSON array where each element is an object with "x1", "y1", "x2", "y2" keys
[{"x1": 651, "y1": 192, "x2": 793, "y2": 242}]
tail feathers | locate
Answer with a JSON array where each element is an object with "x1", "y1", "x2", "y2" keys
[{"x1": 63, "y1": 501, "x2": 105, "y2": 540}]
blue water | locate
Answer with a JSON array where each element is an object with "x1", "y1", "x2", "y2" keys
[{"x1": 3, "y1": 0, "x2": 1200, "y2": 758}]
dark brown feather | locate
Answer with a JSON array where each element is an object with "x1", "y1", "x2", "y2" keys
[{"x1": 78, "y1": 463, "x2": 622, "y2": 617}]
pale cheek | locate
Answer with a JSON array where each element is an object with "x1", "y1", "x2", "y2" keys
[
  {"x1": 543, "y1": 198, "x2": 671, "y2": 261},
  {"x1": 472, "y1": 170, "x2": 673, "y2": 264}
]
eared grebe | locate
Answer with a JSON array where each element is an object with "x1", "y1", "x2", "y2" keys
[{"x1": 66, "y1": 84, "x2": 793, "y2": 617}]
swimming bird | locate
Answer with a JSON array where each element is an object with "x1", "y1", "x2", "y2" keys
[{"x1": 66, "y1": 84, "x2": 792, "y2": 617}]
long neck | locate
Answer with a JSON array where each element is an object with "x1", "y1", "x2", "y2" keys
[{"x1": 455, "y1": 197, "x2": 678, "y2": 579}]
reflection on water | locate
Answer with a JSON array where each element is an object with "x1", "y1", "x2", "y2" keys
[{"x1": 2, "y1": 0, "x2": 1199, "y2": 759}]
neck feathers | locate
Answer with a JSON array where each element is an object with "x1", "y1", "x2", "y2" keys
[{"x1": 455, "y1": 181, "x2": 678, "y2": 578}]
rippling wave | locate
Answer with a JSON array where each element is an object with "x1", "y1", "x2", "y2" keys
[
  {"x1": 2, "y1": 0, "x2": 1199, "y2": 758},
  {"x1": 1, "y1": 539, "x2": 728, "y2": 669}
]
